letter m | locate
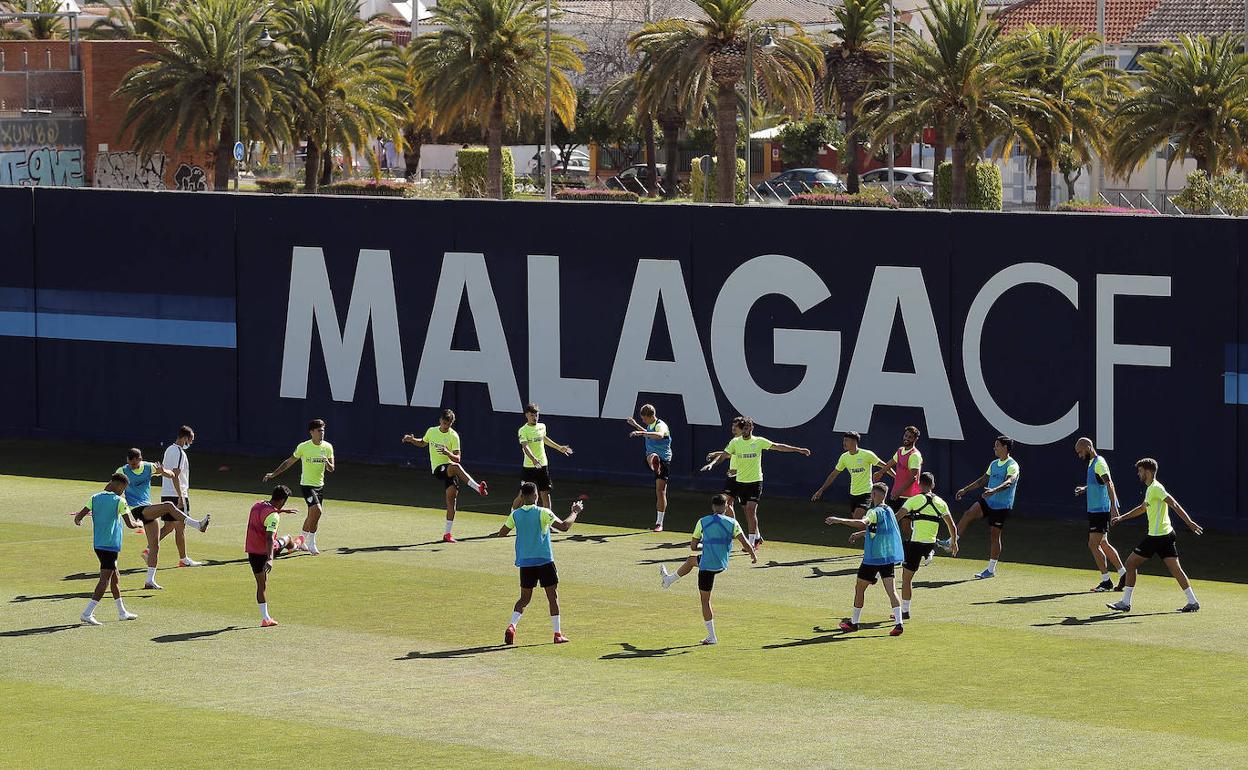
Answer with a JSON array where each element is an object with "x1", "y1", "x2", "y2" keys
[{"x1": 279, "y1": 247, "x2": 407, "y2": 404}]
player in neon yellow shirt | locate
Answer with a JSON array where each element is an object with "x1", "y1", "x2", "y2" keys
[
  {"x1": 1105, "y1": 458, "x2": 1203, "y2": 613},
  {"x1": 702, "y1": 416, "x2": 810, "y2": 548},
  {"x1": 810, "y1": 431, "x2": 885, "y2": 519},
  {"x1": 264, "y1": 418, "x2": 335, "y2": 555},
  {"x1": 403, "y1": 408, "x2": 489, "y2": 543},
  {"x1": 515, "y1": 403, "x2": 573, "y2": 510}
]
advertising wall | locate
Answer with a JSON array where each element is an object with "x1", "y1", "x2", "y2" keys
[{"x1": 1, "y1": 188, "x2": 1244, "y2": 527}]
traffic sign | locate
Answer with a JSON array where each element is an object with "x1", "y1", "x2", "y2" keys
[{"x1": 233, "y1": 141, "x2": 245, "y2": 162}]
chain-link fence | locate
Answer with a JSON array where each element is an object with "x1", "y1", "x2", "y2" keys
[{"x1": 0, "y1": 71, "x2": 84, "y2": 116}]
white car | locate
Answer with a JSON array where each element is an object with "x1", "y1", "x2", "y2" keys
[{"x1": 860, "y1": 166, "x2": 934, "y2": 194}]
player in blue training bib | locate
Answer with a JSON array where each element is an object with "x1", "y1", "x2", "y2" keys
[
  {"x1": 826, "y1": 482, "x2": 906, "y2": 636},
  {"x1": 659, "y1": 495, "x2": 757, "y2": 645},
  {"x1": 949, "y1": 435, "x2": 1021, "y2": 580},
  {"x1": 626, "y1": 403, "x2": 673, "y2": 532},
  {"x1": 72, "y1": 472, "x2": 141, "y2": 626}
]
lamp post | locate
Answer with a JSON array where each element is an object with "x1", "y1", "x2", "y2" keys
[
  {"x1": 744, "y1": 26, "x2": 777, "y2": 205},
  {"x1": 543, "y1": 0, "x2": 552, "y2": 200},
  {"x1": 886, "y1": 0, "x2": 895, "y2": 196},
  {"x1": 235, "y1": 24, "x2": 274, "y2": 192}
]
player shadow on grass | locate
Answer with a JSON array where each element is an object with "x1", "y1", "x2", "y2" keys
[
  {"x1": 559, "y1": 532, "x2": 648, "y2": 545},
  {"x1": 151, "y1": 626, "x2": 245, "y2": 643},
  {"x1": 396, "y1": 643, "x2": 538, "y2": 660},
  {"x1": 911, "y1": 579, "x2": 975, "y2": 589},
  {"x1": 755, "y1": 555, "x2": 858, "y2": 570},
  {"x1": 971, "y1": 591, "x2": 1086, "y2": 606},
  {"x1": 762, "y1": 624, "x2": 893, "y2": 649},
  {"x1": 599, "y1": 642, "x2": 698, "y2": 659},
  {"x1": 60, "y1": 557, "x2": 265, "y2": 582},
  {"x1": 1031, "y1": 612, "x2": 1175, "y2": 627},
  {"x1": 0, "y1": 623, "x2": 82, "y2": 637},
  {"x1": 338, "y1": 534, "x2": 497, "y2": 556},
  {"x1": 10, "y1": 590, "x2": 100, "y2": 603},
  {"x1": 804, "y1": 566, "x2": 860, "y2": 579},
  {"x1": 644, "y1": 541, "x2": 695, "y2": 551}
]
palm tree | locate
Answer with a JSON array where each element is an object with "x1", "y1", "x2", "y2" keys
[
  {"x1": 821, "y1": 0, "x2": 886, "y2": 194},
  {"x1": 401, "y1": 42, "x2": 435, "y2": 180},
  {"x1": 1110, "y1": 34, "x2": 1248, "y2": 178},
  {"x1": 116, "y1": 0, "x2": 291, "y2": 191},
  {"x1": 1007, "y1": 25, "x2": 1119, "y2": 211},
  {"x1": 858, "y1": 0, "x2": 1041, "y2": 208},
  {"x1": 278, "y1": 0, "x2": 406, "y2": 193},
  {"x1": 85, "y1": 0, "x2": 180, "y2": 40},
  {"x1": 411, "y1": 0, "x2": 585, "y2": 199},
  {"x1": 1, "y1": 0, "x2": 30, "y2": 39},
  {"x1": 630, "y1": 0, "x2": 823, "y2": 204},
  {"x1": 26, "y1": 0, "x2": 64, "y2": 39}
]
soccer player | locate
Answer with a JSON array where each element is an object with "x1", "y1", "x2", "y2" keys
[
  {"x1": 246, "y1": 485, "x2": 302, "y2": 628},
  {"x1": 1074, "y1": 437, "x2": 1127, "y2": 592},
  {"x1": 119, "y1": 448, "x2": 210, "y2": 589},
  {"x1": 143, "y1": 425, "x2": 203, "y2": 568},
  {"x1": 402, "y1": 408, "x2": 488, "y2": 543},
  {"x1": 626, "y1": 404, "x2": 672, "y2": 532},
  {"x1": 517, "y1": 403, "x2": 573, "y2": 509},
  {"x1": 1105, "y1": 458, "x2": 1203, "y2": 613},
  {"x1": 659, "y1": 494, "x2": 758, "y2": 645},
  {"x1": 943, "y1": 435, "x2": 1019, "y2": 579},
  {"x1": 701, "y1": 416, "x2": 811, "y2": 548},
  {"x1": 825, "y1": 482, "x2": 905, "y2": 636},
  {"x1": 263, "y1": 418, "x2": 335, "y2": 555},
  {"x1": 897, "y1": 472, "x2": 957, "y2": 620},
  {"x1": 810, "y1": 431, "x2": 885, "y2": 519},
  {"x1": 875, "y1": 426, "x2": 924, "y2": 524},
  {"x1": 74, "y1": 473, "x2": 141, "y2": 625},
  {"x1": 495, "y1": 482, "x2": 583, "y2": 645}
]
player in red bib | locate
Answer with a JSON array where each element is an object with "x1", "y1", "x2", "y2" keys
[
  {"x1": 876, "y1": 426, "x2": 924, "y2": 540},
  {"x1": 246, "y1": 485, "x2": 301, "y2": 627}
]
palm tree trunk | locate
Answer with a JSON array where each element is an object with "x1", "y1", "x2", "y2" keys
[
  {"x1": 644, "y1": 115, "x2": 658, "y2": 197},
  {"x1": 303, "y1": 139, "x2": 320, "y2": 193},
  {"x1": 1035, "y1": 154, "x2": 1053, "y2": 212},
  {"x1": 403, "y1": 124, "x2": 424, "y2": 179},
  {"x1": 844, "y1": 110, "x2": 859, "y2": 195},
  {"x1": 951, "y1": 138, "x2": 968, "y2": 210},
  {"x1": 214, "y1": 131, "x2": 233, "y2": 192},
  {"x1": 932, "y1": 122, "x2": 946, "y2": 202},
  {"x1": 660, "y1": 117, "x2": 682, "y2": 199},
  {"x1": 320, "y1": 150, "x2": 333, "y2": 187},
  {"x1": 714, "y1": 82, "x2": 738, "y2": 204},
  {"x1": 486, "y1": 92, "x2": 504, "y2": 199}
]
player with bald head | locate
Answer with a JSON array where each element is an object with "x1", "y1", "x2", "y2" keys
[{"x1": 1073, "y1": 437, "x2": 1127, "y2": 592}]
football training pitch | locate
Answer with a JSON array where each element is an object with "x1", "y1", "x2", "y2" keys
[{"x1": 1, "y1": 440, "x2": 1245, "y2": 769}]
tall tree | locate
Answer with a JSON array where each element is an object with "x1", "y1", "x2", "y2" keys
[
  {"x1": 821, "y1": 0, "x2": 886, "y2": 194},
  {"x1": 630, "y1": 0, "x2": 822, "y2": 203},
  {"x1": 1110, "y1": 34, "x2": 1248, "y2": 178},
  {"x1": 411, "y1": 0, "x2": 585, "y2": 199},
  {"x1": 116, "y1": 0, "x2": 291, "y2": 191},
  {"x1": 85, "y1": 0, "x2": 180, "y2": 40}
]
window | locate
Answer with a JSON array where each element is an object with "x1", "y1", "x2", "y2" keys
[{"x1": 914, "y1": 171, "x2": 933, "y2": 183}]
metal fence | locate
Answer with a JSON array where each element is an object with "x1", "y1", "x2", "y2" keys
[{"x1": 0, "y1": 71, "x2": 84, "y2": 116}]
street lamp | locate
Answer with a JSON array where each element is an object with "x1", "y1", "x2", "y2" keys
[
  {"x1": 543, "y1": 0, "x2": 552, "y2": 200},
  {"x1": 886, "y1": 0, "x2": 895, "y2": 197},
  {"x1": 235, "y1": 24, "x2": 274, "y2": 192},
  {"x1": 744, "y1": 26, "x2": 778, "y2": 205}
]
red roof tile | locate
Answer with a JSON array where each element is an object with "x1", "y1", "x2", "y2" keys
[{"x1": 993, "y1": 0, "x2": 1161, "y2": 44}]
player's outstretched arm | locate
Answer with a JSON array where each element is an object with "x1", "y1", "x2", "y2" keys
[
  {"x1": 735, "y1": 532, "x2": 758, "y2": 564},
  {"x1": 811, "y1": 469, "x2": 840, "y2": 500},
  {"x1": 543, "y1": 436, "x2": 573, "y2": 456},
  {"x1": 155, "y1": 463, "x2": 176, "y2": 479},
  {"x1": 72, "y1": 507, "x2": 89, "y2": 525},
  {"x1": 701, "y1": 451, "x2": 728, "y2": 472},
  {"x1": 263, "y1": 456, "x2": 298, "y2": 482},
  {"x1": 1167, "y1": 496, "x2": 1203, "y2": 535},
  {"x1": 824, "y1": 516, "x2": 868, "y2": 530},
  {"x1": 1110, "y1": 503, "x2": 1146, "y2": 526},
  {"x1": 769, "y1": 443, "x2": 811, "y2": 456},
  {"x1": 402, "y1": 433, "x2": 428, "y2": 447},
  {"x1": 873, "y1": 458, "x2": 897, "y2": 483},
  {"x1": 956, "y1": 474, "x2": 988, "y2": 500},
  {"x1": 552, "y1": 501, "x2": 584, "y2": 533}
]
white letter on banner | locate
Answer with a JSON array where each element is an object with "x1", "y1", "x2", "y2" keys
[
  {"x1": 835, "y1": 266, "x2": 962, "y2": 439},
  {"x1": 526, "y1": 255, "x2": 600, "y2": 417},
  {"x1": 963, "y1": 262, "x2": 1078, "y2": 444},
  {"x1": 710, "y1": 254, "x2": 839, "y2": 428},
  {"x1": 410, "y1": 252, "x2": 522, "y2": 412},
  {"x1": 1096, "y1": 274, "x2": 1171, "y2": 450},
  {"x1": 279, "y1": 247, "x2": 407, "y2": 404},
  {"x1": 601, "y1": 259, "x2": 719, "y2": 424}
]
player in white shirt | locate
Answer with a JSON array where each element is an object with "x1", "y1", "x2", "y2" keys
[{"x1": 142, "y1": 425, "x2": 203, "y2": 568}]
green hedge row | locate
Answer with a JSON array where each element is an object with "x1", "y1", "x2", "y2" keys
[
  {"x1": 554, "y1": 188, "x2": 640, "y2": 202},
  {"x1": 690, "y1": 155, "x2": 746, "y2": 204},
  {"x1": 457, "y1": 147, "x2": 515, "y2": 199},
  {"x1": 788, "y1": 188, "x2": 899, "y2": 208},
  {"x1": 935, "y1": 161, "x2": 1003, "y2": 210}
]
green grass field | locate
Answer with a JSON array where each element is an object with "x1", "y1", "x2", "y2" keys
[{"x1": 1, "y1": 440, "x2": 1246, "y2": 768}]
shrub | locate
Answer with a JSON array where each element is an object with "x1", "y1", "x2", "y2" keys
[
  {"x1": 250, "y1": 162, "x2": 284, "y2": 179},
  {"x1": 456, "y1": 147, "x2": 515, "y2": 199},
  {"x1": 554, "y1": 188, "x2": 640, "y2": 202},
  {"x1": 1056, "y1": 199, "x2": 1157, "y2": 214},
  {"x1": 776, "y1": 117, "x2": 844, "y2": 168},
  {"x1": 892, "y1": 186, "x2": 931, "y2": 209},
  {"x1": 255, "y1": 177, "x2": 297, "y2": 194},
  {"x1": 690, "y1": 155, "x2": 746, "y2": 204},
  {"x1": 1173, "y1": 170, "x2": 1248, "y2": 215},
  {"x1": 324, "y1": 179, "x2": 412, "y2": 197},
  {"x1": 788, "y1": 188, "x2": 899, "y2": 208},
  {"x1": 935, "y1": 161, "x2": 1003, "y2": 210}
]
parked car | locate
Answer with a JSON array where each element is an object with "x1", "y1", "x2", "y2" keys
[
  {"x1": 860, "y1": 166, "x2": 934, "y2": 196},
  {"x1": 754, "y1": 168, "x2": 844, "y2": 201},
  {"x1": 607, "y1": 163, "x2": 668, "y2": 195},
  {"x1": 531, "y1": 148, "x2": 591, "y2": 181}
]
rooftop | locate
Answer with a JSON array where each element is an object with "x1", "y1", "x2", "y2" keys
[
  {"x1": 993, "y1": 0, "x2": 1160, "y2": 45},
  {"x1": 1122, "y1": 0, "x2": 1243, "y2": 44}
]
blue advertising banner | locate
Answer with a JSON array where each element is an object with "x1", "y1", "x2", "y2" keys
[{"x1": 0, "y1": 186, "x2": 36, "y2": 428}]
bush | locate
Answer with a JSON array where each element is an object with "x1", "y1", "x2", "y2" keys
[
  {"x1": 254, "y1": 177, "x2": 297, "y2": 194},
  {"x1": 776, "y1": 117, "x2": 844, "y2": 168},
  {"x1": 690, "y1": 155, "x2": 746, "y2": 204},
  {"x1": 1056, "y1": 199, "x2": 1157, "y2": 214},
  {"x1": 457, "y1": 147, "x2": 515, "y2": 199},
  {"x1": 324, "y1": 179, "x2": 412, "y2": 197},
  {"x1": 250, "y1": 162, "x2": 284, "y2": 179},
  {"x1": 554, "y1": 188, "x2": 640, "y2": 202},
  {"x1": 935, "y1": 161, "x2": 1003, "y2": 210},
  {"x1": 1173, "y1": 170, "x2": 1248, "y2": 215},
  {"x1": 788, "y1": 188, "x2": 899, "y2": 208},
  {"x1": 892, "y1": 186, "x2": 931, "y2": 209}
]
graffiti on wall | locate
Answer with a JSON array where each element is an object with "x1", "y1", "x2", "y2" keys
[
  {"x1": 94, "y1": 151, "x2": 167, "y2": 190},
  {"x1": 173, "y1": 163, "x2": 207, "y2": 191},
  {"x1": 0, "y1": 117, "x2": 86, "y2": 188}
]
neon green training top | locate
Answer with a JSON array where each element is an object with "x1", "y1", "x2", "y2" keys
[
  {"x1": 835, "y1": 449, "x2": 884, "y2": 495},
  {"x1": 294, "y1": 440, "x2": 334, "y2": 487},
  {"x1": 518, "y1": 422, "x2": 548, "y2": 468},
  {"x1": 724, "y1": 436, "x2": 774, "y2": 484}
]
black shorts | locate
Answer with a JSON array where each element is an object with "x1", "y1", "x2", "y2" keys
[
  {"x1": 1088, "y1": 512, "x2": 1110, "y2": 534},
  {"x1": 95, "y1": 548, "x2": 119, "y2": 570},
  {"x1": 300, "y1": 485, "x2": 325, "y2": 507},
  {"x1": 848, "y1": 493, "x2": 871, "y2": 511},
  {"x1": 697, "y1": 568, "x2": 721, "y2": 592},
  {"x1": 521, "y1": 466, "x2": 553, "y2": 493},
  {"x1": 160, "y1": 496, "x2": 188, "y2": 522},
  {"x1": 652, "y1": 459, "x2": 671, "y2": 481},
  {"x1": 903, "y1": 540, "x2": 935, "y2": 572},
  {"x1": 1134, "y1": 533, "x2": 1179, "y2": 560},
  {"x1": 519, "y1": 561, "x2": 558, "y2": 588},
  {"x1": 432, "y1": 464, "x2": 458, "y2": 489},
  {"x1": 984, "y1": 506, "x2": 1010, "y2": 528},
  {"x1": 248, "y1": 553, "x2": 272, "y2": 574},
  {"x1": 723, "y1": 477, "x2": 740, "y2": 500},
  {"x1": 734, "y1": 481, "x2": 762, "y2": 504},
  {"x1": 857, "y1": 563, "x2": 895, "y2": 583},
  {"x1": 130, "y1": 505, "x2": 152, "y2": 522}
]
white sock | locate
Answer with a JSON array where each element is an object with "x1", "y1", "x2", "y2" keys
[
  {"x1": 851, "y1": 607, "x2": 862, "y2": 624},
  {"x1": 510, "y1": 611, "x2": 522, "y2": 627},
  {"x1": 309, "y1": 532, "x2": 318, "y2": 548},
  {"x1": 146, "y1": 566, "x2": 157, "y2": 582},
  {"x1": 1118, "y1": 567, "x2": 1127, "y2": 577},
  {"x1": 1184, "y1": 587, "x2": 1197, "y2": 604},
  {"x1": 301, "y1": 530, "x2": 311, "y2": 543},
  {"x1": 551, "y1": 614, "x2": 561, "y2": 633},
  {"x1": 892, "y1": 606, "x2": 903, "y2": 625},
  {"x1": 466, "y1": 478, "x2": 481, "y2": 493},
  {"x1": 655, "y1": 511, "x2": 665, "y2": 525},
  {"x1": 1100, "y1": 572, "x2": 1110, "y2": 582},
  {"x1": 115, "y1": 598, "x2": 127, "y2": 614},
  {"x1": 183, "y1": 515, "x2": 202, "y2": 528},
  {"x1": 1122, "y1": 586, "x2": 1134, "y2": 604},
  {"x1": 987, "y1": 559, "x2": 998, "y2": 572},
  {"x1": 259, "y1": 602, "x2": 271, "y2": 621},
  {"x1": 704, "y1": 619, "x2": 715, "y2": 639},
  {"x1": 901, "y1": 599, "x2": 911, "y2": 613},
  {"x1": 444, "y1": 520, "x2": 454, "y2": 535},
  {"x1": 748, "y1": 533, "x2": 759, "y2": 546},
  {"x1": 84, "y1": 599, "x2": 99, "y2": 615}
]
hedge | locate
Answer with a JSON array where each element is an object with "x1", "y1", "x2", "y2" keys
[
  {"x1": 457, "y1": 147, "x2": 515, "y2": 199},
  {"x1": 324, "y1": 179, "x2": 412, "y2": 197},
  {"x1": 1056, "y1": 199, "x2": 1157, "y2": 214},
  {"x1": 935, "y1": 161, "x2": 1003, "y2": 210},
  {"x1": 690, "y1": 155, "x2": 746, "y2": 204},
  {"x1": 255, "y1": 177, "x2": 297, "y2": 194},
  {"x1": 554, "y1": 188, "x2": 640, "y2": 202},
  {"x1": 788, "y1": 188, "x2": 899, "y2": 208}
]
